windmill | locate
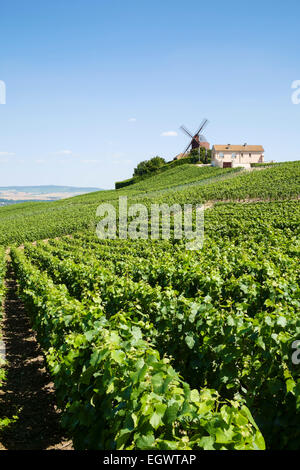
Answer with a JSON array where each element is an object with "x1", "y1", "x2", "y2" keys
[{"x1": 179, "y1": 119, "x2": 210, "y2": 157}]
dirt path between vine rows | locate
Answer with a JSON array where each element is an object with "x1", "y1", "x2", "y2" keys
[{"x1": 0, "y1": 261, "x2": 73, "y2": 450}]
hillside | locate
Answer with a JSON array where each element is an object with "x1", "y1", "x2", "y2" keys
[
  {"x1": 0, "y1": 161, "x2": 299, "y2": 245},
  {"x1": 126, "y1": 164, "x2": 240, "y2": 192},
  {"x1": 0, "y1": 160, "x2": 299, "y2": 450}
]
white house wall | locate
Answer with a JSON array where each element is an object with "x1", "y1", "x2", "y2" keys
[{"x1": 212, "y1": 151, "x2": 264, "y2": 167}]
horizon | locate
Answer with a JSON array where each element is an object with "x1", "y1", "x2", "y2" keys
[
  {"x1": 0, "y1": 183, "x2": 102, "y2": 204},
  {"x1": 0, "y1": 184, "x2": 101, "y2": 189},
  {"x1": 1, "y1": 0, "x2": 300, "y2": 189}
]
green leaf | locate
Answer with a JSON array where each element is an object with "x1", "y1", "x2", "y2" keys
[
  {"x1": 215, "y1": 426, "x2": 235, "y2": 444},
  {"x1": 84, "y1": 330, "x2": 97, "y2": 341},
  {"x1": 151, "y1": 372, "x2": 165, "y2": 393},
  {"x1": 116, "y1": 428, "x2": 133, "y2": 448},
  {"x1": 286, "y1": 378, "x2": 296, "y2": 394},
  {"x1": 198, "y1": 436, "x2": 215, "y2": 450},
  {"x1": 150, "y1": 412, "x2": 162, "y2": 429},
  {"x1": 256, "y1": 336, "x2": 265, "y2": 350},
  {"x1": 136, "y1": 433, "x2": 155, "y2": 449},
  {"x1": 277, "y1": 316, "x2": 287, "y2": 327},
  {"x1": 164, "y1": 402, "x2": 180, "y2": 424},
  {"x1": 90, "y1": 349, "x2": 107, "y2": 367},
  {"x1": 111, "y1": 349, "x2": 126, "y2": 364},
  {"x1": 190, "y1": 389, "x2": 200, "y2": 403},
  {"x1": 185, "y1": 334, "x2": 195, "y2": 349}
]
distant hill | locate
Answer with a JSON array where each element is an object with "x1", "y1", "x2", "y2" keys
[
  {"x1": 0, "y1": 185, "x2": 101, "y2": 205},
  {"x1": 0, "y1": 185, "x2": 101, "y2": 194}
]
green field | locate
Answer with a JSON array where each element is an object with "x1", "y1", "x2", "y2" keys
[
  {"x1": 0, "y1": 161, "x2": 299, "y2": 450},
  {"x1": 0, "y1": 161, "x2": 298, "y2": 245}
]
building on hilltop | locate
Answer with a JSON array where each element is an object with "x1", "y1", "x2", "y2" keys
[
  {"x1": 174, "y1": 120, "x2": 210, "y2": 160},
  {"x1": 211, "y1": 144, "x2": 264, "y2": 168},
  {"x1": 174, "y1": 138, "x2": 210, "y2": 160}
]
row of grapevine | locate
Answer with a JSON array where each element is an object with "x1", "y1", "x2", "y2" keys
[
  {"x1": 0, "y1": 162, "x2": 298, "y2": 246},
  {"x1": 130, "y1": 165, "x2": 240, "y2": 193},
  {"x1": 3, "y1": 194, "x2": 299, "y2": 449},
  {"x1": 27, "y1": 202, "x2": 299, "y2": 316},
  {"x1": 0, "y1": 247, "x2": 5, "y2": 314},
  {"x1": 137, "y1": 161, "x2": 300, "y2": 205},
  {"x1": 0, "y1": 247, "x2": 6, "y2": 415},
  {"x1": 22, "y1": 224, "x2": 300, "y2": 449},
  {"x1": 27, "y1": 236, "x2": 298, "y2": 320},
  {"x1": 10, "y1": 247, "x2": 264, "y2": 450}
]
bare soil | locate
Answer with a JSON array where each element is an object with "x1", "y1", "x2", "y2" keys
[{"x1": 0, "y1": 261, "x2": 73, "y2": 450}]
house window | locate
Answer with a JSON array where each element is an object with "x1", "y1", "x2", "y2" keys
[
  {"x1": 249, "y1": 153, "x2": 252, "y2": 158},
  {"x1": 219, "y1": 152, "x2": 224, "y2": 159},
  {"x1": 232, "y1": 153, "x2": 237, "y2": 159}
]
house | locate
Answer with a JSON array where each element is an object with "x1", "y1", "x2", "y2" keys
[{"x1": 211, "y1": 144, "x2": 264, "y2": 168}]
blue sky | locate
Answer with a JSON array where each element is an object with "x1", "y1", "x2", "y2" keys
[{"x1": 0, "y1": 0, "x2": 299, "y2": 189}]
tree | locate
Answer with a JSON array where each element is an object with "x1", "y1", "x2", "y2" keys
[
  {"x1": 133, "y1": 156, "x2": 166, "y2": 177},
  {"x1": 189, "y1": 148, "x2": 212, "y2": 164}
]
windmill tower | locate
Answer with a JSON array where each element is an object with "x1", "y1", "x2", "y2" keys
[{"x1": 176, "y1": 119, "x2": 210, "y2": 159}]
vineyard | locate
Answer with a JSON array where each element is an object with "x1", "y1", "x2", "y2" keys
[
  {"x1": 126, "y1": 164, "x2": 240, "y2": 192},
  {"x1": 0, "y1": 248, "x2": 5, "y2": 312},
  {"x1": 0, "y1": 161, "x2": 298, "y2": 246},
  {"x1": 0, "y1": 162, "x2": 299, "y2": 450},
  {"x1": 0, "y1": 248, "x2": 6, "y2": 429}
]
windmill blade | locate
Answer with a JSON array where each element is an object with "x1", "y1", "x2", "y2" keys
[
  {"x1": 182, "y1": 141, "x2": 192, "y2": 156},
  {"x1": 195, "y1": 118, "x2": 209, "y2": 136},
  {"x1": 180, "y1": 125, "x2": 193, "y2": 139}
]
